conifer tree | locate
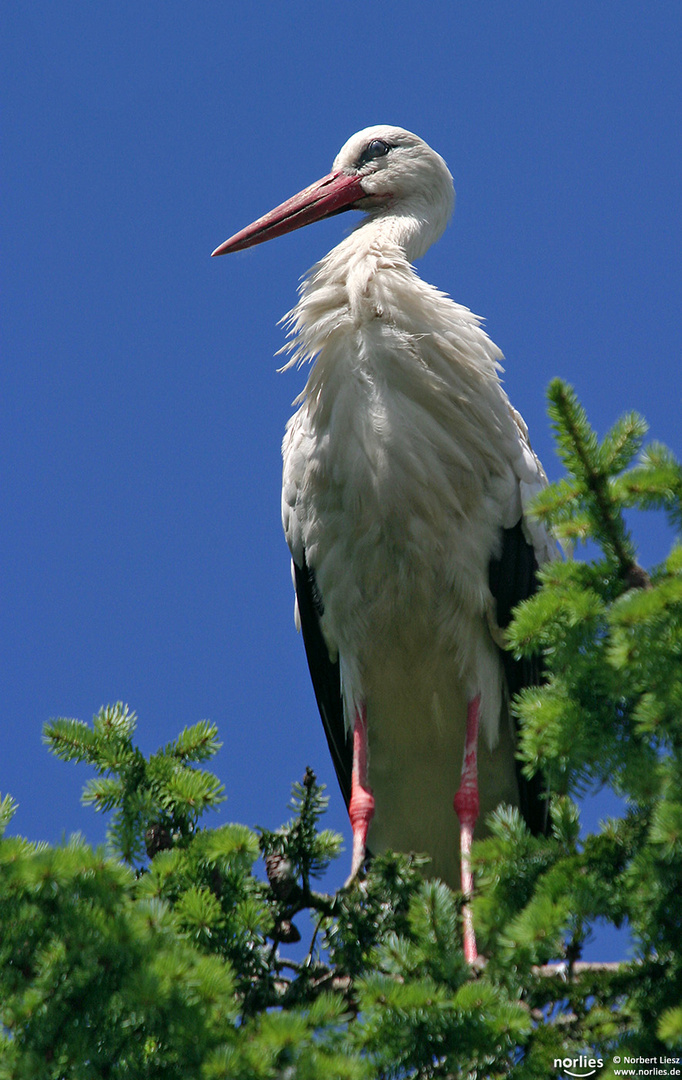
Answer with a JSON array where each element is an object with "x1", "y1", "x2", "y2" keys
[{"x1": 1, "y1": 380, "x2": 681, "y2": 1077}]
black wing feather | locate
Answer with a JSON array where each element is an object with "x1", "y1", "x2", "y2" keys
[
  {"x1": 294, "y1": 557, "x2": 353, "y2": 809},
  {"x1": 488, "y1": 519, "x2": 548, "y2": 836}
]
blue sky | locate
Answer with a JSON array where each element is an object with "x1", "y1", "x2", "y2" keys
[{"x1": 3, "y1": 3, "x2": 680, "y2": 963}]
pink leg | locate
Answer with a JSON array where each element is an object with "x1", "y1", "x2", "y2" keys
[
  {"x1": 346, "y1": 704, "x2": 375, "y2": 884},
  {"x1": 453, "y1": 694, "x2": 481, "y2": 963}
]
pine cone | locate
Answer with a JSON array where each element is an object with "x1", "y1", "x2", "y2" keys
[
  {"x1": 145, "y1": 824, "x2": 172, "y2": 858},
  {"x1": 265, "y1": 852, "x2": 296, "y2": 901}
]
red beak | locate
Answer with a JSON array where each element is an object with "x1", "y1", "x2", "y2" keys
[{"x1": 211, "y1": 171, "x2": 367, "y2": 256}]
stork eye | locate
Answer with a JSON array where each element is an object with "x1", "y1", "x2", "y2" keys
[{"x1": 359, "y1": 139, "x2": 391, "y2": 165}]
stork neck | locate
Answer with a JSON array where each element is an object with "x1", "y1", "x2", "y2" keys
[
  {"x1": 281, "y1": 202, "x2": 453, "y2": 370},
  {"x1": 351, "y1": 205, "x2": 444, "y2": 264},
  {"x1": 311, "y1": 210, "x2": 439, "y2": 311}
]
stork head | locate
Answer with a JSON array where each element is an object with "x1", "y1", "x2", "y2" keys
[{"x1": 212, "y1": 125, "x2": 455, "y2": 261}]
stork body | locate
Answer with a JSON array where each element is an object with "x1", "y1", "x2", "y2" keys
[{"x1": 213, "y1": 127, "x2": 553, "y2": 941}]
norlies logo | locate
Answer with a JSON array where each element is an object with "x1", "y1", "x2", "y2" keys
[{"x1": 554, "y1": 1057, "x2": 604, "y2": 1078}]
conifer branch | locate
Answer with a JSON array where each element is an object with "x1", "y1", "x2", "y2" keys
[
  {"x1": 533, "y1": 960, "x2": 624, "y2": 976},
  {"x1": 547, "y1": 378, "x2": 646, "y2": 584}
]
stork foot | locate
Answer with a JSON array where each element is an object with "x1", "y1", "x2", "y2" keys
[
  {"x1": 345, "y1": 785, "x2": 374, "y2": 887},
  {"x1": 345, "y1": 704, "x2": 374, "y2": 887},
  {"x1": 453, "y1": 694, "x2": 481, "y2": 964}
]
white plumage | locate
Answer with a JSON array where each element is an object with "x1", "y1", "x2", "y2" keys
[{"x1": 214, "y1": 125, "x2": 554, "y2": 906}]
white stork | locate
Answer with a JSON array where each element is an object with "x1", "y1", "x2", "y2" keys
[{"x1": 213, "y1": 126, "x2": 554, "y2": 961}]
